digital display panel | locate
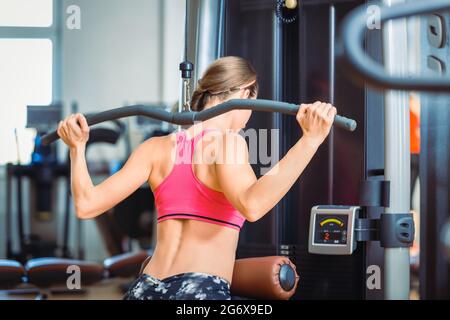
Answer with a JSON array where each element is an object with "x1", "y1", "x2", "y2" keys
[{"x1": 314, "y1": 214, "x2": 348, "y2": 245}]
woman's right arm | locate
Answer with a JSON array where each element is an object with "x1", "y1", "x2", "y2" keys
[
  {"x1": 215, "y1": 101, "x2": 336, "y2": 222},
  {"x1": 58, "y1": 114, "x2": 154, "y2": 219}
]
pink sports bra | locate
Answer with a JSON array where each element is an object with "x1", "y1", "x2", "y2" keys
[{"x1": 153, "y1": 129, "x2": 246, "y2": 231}]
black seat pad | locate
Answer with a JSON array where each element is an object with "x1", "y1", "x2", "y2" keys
[
  {"x1": 104, "y1": 251, "x2": 149, "y2": 278},
  {"x1": 0, "y1": 260, "x2": 25, "y2": 288},
  {"x1": 25, "y1": 258, "x2": 104, "y2": 287}
]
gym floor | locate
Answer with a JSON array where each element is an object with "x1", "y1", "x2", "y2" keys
[{"x1": 0, "y1": 278, "x2": 130, "y2": 300}]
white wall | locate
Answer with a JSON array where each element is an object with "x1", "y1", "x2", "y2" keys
[
  {"x1": 62, "y1": 0, "x2": 158, "y2": 163},
  {"x1": 61, "y1": 0, "x2": 184, "y2": 157},
  {"x1": 62, "y1": 0, "x2": 161, "y2": 109},
  {"x1": 161, "y1": 0, "x2": 185, "y2": 106}
]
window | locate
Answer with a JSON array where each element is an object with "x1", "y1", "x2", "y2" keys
[
  {"x1": 0, "y1": 0, "x2": 53, "y2": 27},
  {"x1": 0, "y1": 39, "x2": 53, "y2": 105},
  {"x1": 0, "y1": 0, "x2": 57, "y2": 165}
]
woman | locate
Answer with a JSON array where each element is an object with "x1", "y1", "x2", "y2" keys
[{"x1": 58, "y1": 56, "x2": 336, "y2": 300}]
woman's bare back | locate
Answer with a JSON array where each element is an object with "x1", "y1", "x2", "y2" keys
[{"x1": 142, "y1": 130, "x2": 240, "y2": 283}]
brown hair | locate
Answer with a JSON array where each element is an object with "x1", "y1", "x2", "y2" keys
[{"x1": 190, "y1": 56, "x2": 258, "y2": 111}]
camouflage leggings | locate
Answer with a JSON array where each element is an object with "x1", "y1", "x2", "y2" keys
[{"x1": 123, "y1": 272, "x2": 231, "y2": 300}]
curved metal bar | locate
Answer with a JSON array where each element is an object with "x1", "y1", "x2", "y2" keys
[
  {"x1": 41, "y1": 99, "x2": 357, "y2": 145},
  {"x1": 338, "y1": 0, "x2": 450, "y2": 91}
]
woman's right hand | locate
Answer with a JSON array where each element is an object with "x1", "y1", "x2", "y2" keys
[
  {"x1": 57, "y1": 113, "x2": 90, "y2": 149},
  {"x1": 296, "y1": 101, "x2": 337, "y2": 148}
]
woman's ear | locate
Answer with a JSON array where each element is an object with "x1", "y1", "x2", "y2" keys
[{"x1": 241, "y1": 89, "x2": 251, "y2": 99}]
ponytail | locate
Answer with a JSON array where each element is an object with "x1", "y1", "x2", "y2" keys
[{"x1": 189, "y1": 56, "x2": 258, "y2": 112}]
